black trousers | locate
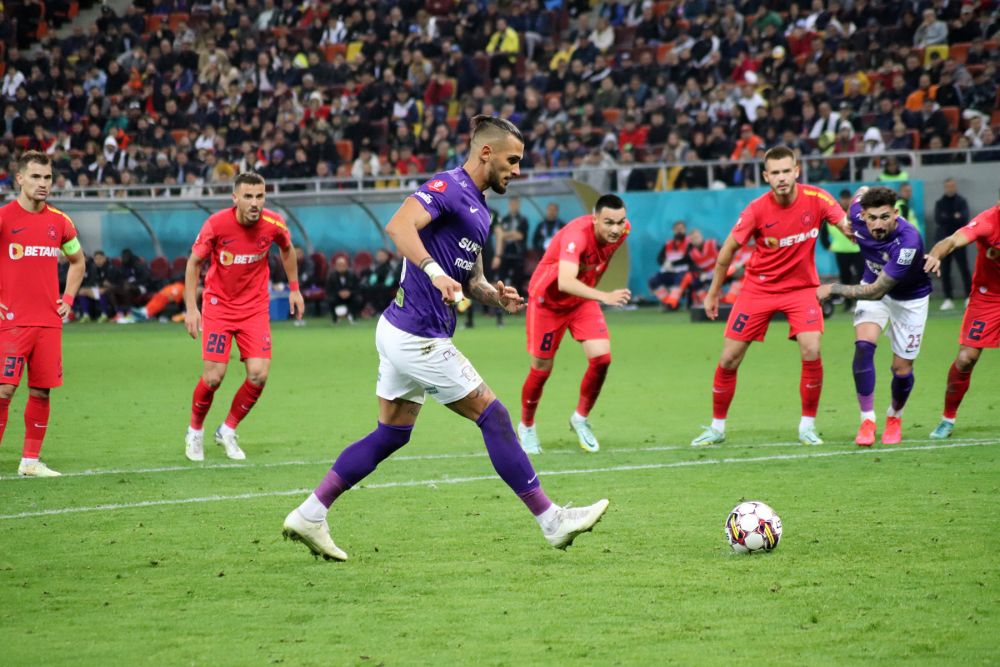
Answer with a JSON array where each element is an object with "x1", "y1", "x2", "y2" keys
[
  {"x1": 940, "y1": 246, "x2": 972, "y2": 299},
  {"x1": 835, "y1": 252, "x2": 865, "y2": 285}
]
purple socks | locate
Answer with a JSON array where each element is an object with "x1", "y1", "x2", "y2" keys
[
  {"x1": 853, "y1": 341, "x2": 877, "y2": 413},
  {"x1": 314, "y1": 422, "x2": 413, "y2": 507},
  {"x1": 891, "y1": 372, "x2": 914, "y2": 413},
  {"x1": 477, "y1": 400, "x2": 552, "y2": 515}
]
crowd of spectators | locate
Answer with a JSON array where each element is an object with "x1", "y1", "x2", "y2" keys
[{"x1": 2, "y1": 0, "x2": 1000, "y2": 196}]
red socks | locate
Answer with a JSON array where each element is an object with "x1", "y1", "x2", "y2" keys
[
  {"x1": 22, "y1": 394, "x2": 50, "y2": 459},
  {"x1": 944, "y1": 362, "x2": 972, "y2": 419},
  {"x1": 800, "y1": 358, "x2": 823, "y2": 418},
  {"x1": 520, "y1": 367, "x2": 551, "y2": 427},
  {"x1": 0, "y1": 396, "x2": 9, "y2": 446},
  {"x1": 577, "y1": 354, "x2": 611, "y2": 417},
  {"x1": 712, "y1": 365, "x2": 738, "y2": 419},
  {"x1": 190, "y1": 379, "x2": 217, "y2": 430},
  {"x1": 224, "y1": 379, "x2": 264, "y2": 429}
]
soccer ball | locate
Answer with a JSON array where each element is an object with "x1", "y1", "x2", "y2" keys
[{"x1": 724, "y1": 501, "x2": 782, "y2": 554}]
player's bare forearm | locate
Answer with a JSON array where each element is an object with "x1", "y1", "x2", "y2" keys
[
  {"x1": 64, "y1": 250, "x2": 86, "y2": 298},
  {"x1": 834, "y1": 216, "x2": 855, "y2": 240},
  {"x1": 184, "y1": 254, "x2": 204, "y2": 311},
  {"x1": 707, "y1": 234, "x2": 739, "y2": 296},
  {"x1": 466, "y1": 255, "x2": 499, "y2": 305},
  {"x1": 279, "y1": 245, "x2": 299, "y2": 284},
  {"x1": 829, "y1": 272, "x2": 898, "y2": 301}
]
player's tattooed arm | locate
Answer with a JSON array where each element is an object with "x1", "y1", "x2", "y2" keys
[
  {"x1": 826, "y1": 271, "x2": 899, "y2": 301},
  {"x1": 466, "y1": 255, "x2": 525, "y2": 313}
]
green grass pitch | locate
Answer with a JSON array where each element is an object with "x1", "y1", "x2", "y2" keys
[{"x1": 0, "y1": 307, "x2": 997, "y2": 665}]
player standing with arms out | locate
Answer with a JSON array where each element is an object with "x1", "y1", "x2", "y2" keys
[
  {"x1": 691, "y1": 146, "x2": 852, "y2": 447},
  {"x1": 816, "y1": 186, "x2": 932, "y2": 446},
  {"x1": 923, "y1": 195, "x2": 1000, "y2": 439},
  {"x1": 183, "y1": 172, "x2": 303, "y2": 462},
  {"x1": 517, "y1": 194, "x2": 631, "y2": 454},
  {"x1": 0, "y1": 151, "x2": 86, "y2": 477},
  {"x1": 283, "y1": 116, "x2": 609, "y2": 561}
]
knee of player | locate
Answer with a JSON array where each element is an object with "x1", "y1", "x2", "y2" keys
[
  {"x1": 530, "y1": 356, "x2": 554, "y2": 372},
  {"x1": 956, "y1": 348, "x2": 980, "y2": 371},
  {"x1": 0, "y1": 385, "x2": 17, "y2": 400},
  {"x1": 202, "y1": 373, "x2": 225, "y2": 388},
  {"x1": 589, "y1": 353, "x2": 612, "y2": 373},
  {"x1": 891, "y1": 358, "x2": 914, "y2": 376},
  {"x1": 27, "y1": 387, "x2": 50, "y2": 400},
  {"x1": 247, "y1": 370, "x2": 268, "y2": 386}
]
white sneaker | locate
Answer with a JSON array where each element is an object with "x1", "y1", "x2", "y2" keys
[
  {"x1": 569, "y1": 413, "x2": 600, "y2": 453},
  {"x1": 517, "y1": 422, "x2": 542, "y2": 454},
  {"x1": 185, "y1": 429, "x2": 204, "y2": 462},
  {"x1": 543, "y1": 499, "x2": 610, "y2": 549},
  {"x1": 940, "y1": 299, "x2": 955, "y2": 311},
  {"x1": 214, "y1": 427, "x2": 246, "y2": 460},
  {"x1": 17, "y1": 460, "x2": 61, "y2": 477},
  {"x1": 282, "y1": 508, "x2": 348, "y2": 561}
]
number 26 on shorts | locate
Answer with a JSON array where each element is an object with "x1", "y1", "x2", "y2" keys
[{"x1": 205, "y1": 333, "x2": 228, "y2": 354}]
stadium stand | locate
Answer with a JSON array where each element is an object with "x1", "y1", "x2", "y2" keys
[{"x1": 2, "y1": 0, "x2": 999, "y2": 197}]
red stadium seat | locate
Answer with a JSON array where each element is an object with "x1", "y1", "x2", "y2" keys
[
  {"x1": 991, "y1": 110, "x2": 1000, "y2": 130},
  {"x1": 353, "y1": 251, "x2": 373, "y2": 276},
  {"x1": 939, "y1": 106, "x2": 960, "y2": 131},
  {"x1": 601, "y1": 108, "x2": 622, "y2": 126},
  {"x1": 171, "y1": 256, "x2": 188, "y2": 280},
  {"x1": 323, "y1": 43, "x2": 347, "y2": 62},
  {"x1": 310, "y1": 252, "x2": 329, "y2": 283},
  {"x1": 168, "y1": 12, "x2": 190, "y2": 31},
  {"x1": 335, "y1": 140, "x2": 354, "y2": 163},
  {"x1": 170, "y1": 129, "x2": 188, "y2": 145},
  {"x1": 145, "y1": 15, "x2": 163, "y2": 32},
  {"x1": 949, "y1": 42, "x2": 970, "y2": 64},
  {"x1": 150, "y1": 256, "x2": 170, "y2": 282}
]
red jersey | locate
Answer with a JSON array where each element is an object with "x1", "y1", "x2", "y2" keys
[
  {"x1": 660, "y1": 237, "x2": 689, "y2": 273},
  {"x1": 192, "y1": 207, "x2": 292, "y2": 315},
  {"x1": 957, "y1": 206, "x2": 1000, "y2": 297},
  {"x1": 528, "y1": 214, "x2": 630, "y2": 311},
  {"x1": 688, "y1": 239, "x2": 719, "y2": 272},
  {"x1": 731, "y1": 184, "x2": 845, "y2": 295},
  {"x1": 0, "y1": 200, "x2": 79, "y2": 329}
]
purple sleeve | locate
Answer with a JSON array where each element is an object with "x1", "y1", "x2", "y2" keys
[
  {"x1": 883, "y1": 225, "x2": 920, "y2": 280},
  {"x1": 409, "y1": 178, "x2": 453, "y2": 220},
  {"x1": 848, "y1": 199, "x2": 864, "y2": 226}
]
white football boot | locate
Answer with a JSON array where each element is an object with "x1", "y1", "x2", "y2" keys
[
  {"x1": 542, "y1": 499, "x2": 610, "y2": 549},
  {"x1": 214, "y1": 426, "x2": 246, "y2": 460},
  {"x1": 282, "y1": 508, "x2": 348, "y2": 561}
]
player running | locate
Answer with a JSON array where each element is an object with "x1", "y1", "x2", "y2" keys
[
  {"x1": 816, "y1": 186, "x2": 932, "y2": 446},
  {"x1": 923, "y1": 196, "x2": 1000, "y2": 438},
  {"x1": 517, "y1": 194, "x2": 631, "y2": 454},
  {"x1": 691, "y1": 146, "x2": 852, "y2": 447},
  {"x1": 283, "y1": 116, "x2": 609, "y2": 561},
  {"x1": 0, "y1": 151, "x2": 86, "y2": 477},
  {"x1": 182, "y1": 172, "x2": 303, "y2": 462}
]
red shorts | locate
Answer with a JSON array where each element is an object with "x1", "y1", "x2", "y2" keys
[
  {"x1": 0, "y1": 326, "x2": 62, "y2": 388},
  {"x1": 726, "y1": 287, "x2": 824, "y2": 342},
  {"x1": 526, "y1": 298, "x2": 608, "y2": 359},
  {"x1": 959, "y1": 293, "x2": 1000, "y2": 348},
  {"x1": 202, "y1": 309, "x2": 272, "y2": 363}
]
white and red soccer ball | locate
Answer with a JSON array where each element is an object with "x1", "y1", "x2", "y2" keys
[{"x1": 725, "y1": 501, "x2": 782, "y2": 554}]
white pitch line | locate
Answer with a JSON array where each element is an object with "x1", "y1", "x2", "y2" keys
[
  {"x1": 0, "y1": 436, "x2": 994, "y2": 482},
  {"x1": 0, "y1": 439, "x2": 994, "y2": 521}
]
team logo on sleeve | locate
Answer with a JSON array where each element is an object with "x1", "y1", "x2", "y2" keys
[
  {"x1": 415, "y1": 191, "x2": 433, "y2": 205},
  {"x1": 566, "y1": 241, "x2": 576, "y2": 254},
  {"x1": 897, "y1": 248, "x2": 916, "y2": 265},
  {"x1": 427, "y1": 179, "x2": 448, "y2": 193}
]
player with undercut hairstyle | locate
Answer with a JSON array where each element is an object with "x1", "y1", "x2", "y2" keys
[
  {"x1": 924, "y1": 194, "x2": 1000, "y2": 439},
  {"x1": 517, "y1": 193, "x2": 631, "y2": 454},
  {"x1": 0, "y1": 151, "x2": 86, "y2": 477},
  {"x1": 284, "y1": 115, "x2": 610, "y2": 561},
  {"x1": 691, "y1": 146, "x2": 853, "y2": 447},
  {"x1": 817, "y1": 186, "x2": 932, "y2": 446},
  {"x1": 182, "y1": 172, "x2": 304, "y2": 462}
]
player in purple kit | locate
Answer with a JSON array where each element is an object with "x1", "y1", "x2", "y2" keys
[
  {"x1": 817, "y1": 186, "x2": 932, "y2": 446},
  {"x1": 283, "y1": 116, "x2": 609, "y2": 561}
]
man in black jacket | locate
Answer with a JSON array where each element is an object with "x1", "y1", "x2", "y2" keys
[
  {"x1": 933, "y1": 178, "x2": 971, "y2": 310},
  {"x1": 326, "y1": 255, "x2": 363, "y2": 324}
]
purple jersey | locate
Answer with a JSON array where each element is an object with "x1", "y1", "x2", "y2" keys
[
  {"x1": 849, "y1": 198, "x2": 932, "y2": 300},
  {"x1": 383, "y1": 167, "x2": 492, "y2": 338}
]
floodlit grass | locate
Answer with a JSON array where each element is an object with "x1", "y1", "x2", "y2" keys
[{"x1": 0, "y1": 308, "x2": 996, "y2": 665}]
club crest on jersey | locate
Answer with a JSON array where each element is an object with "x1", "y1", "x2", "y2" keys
[
  {"x1": 219, "y1": 249, "x2": 267, "y2": 266},
  {"x1": 801, "y1": 212, "x2": 814, "y2": 227},
  {"x1": 47, "y1": 225, "x2": 57, "y2": 240},
  {"x1": 427, "y1": 179, "x2": 448, "y2": 193},
  {"x1": 8, "y1": 243, "x2": 58, "y2": 260},
  {"x1": 257, "y1": 236, "x2": 270, "y2": 250}
]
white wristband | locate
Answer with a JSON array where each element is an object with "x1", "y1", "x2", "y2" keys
[{"x1": 422, "y1": 261, "x2": 446, "y2": 280}]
